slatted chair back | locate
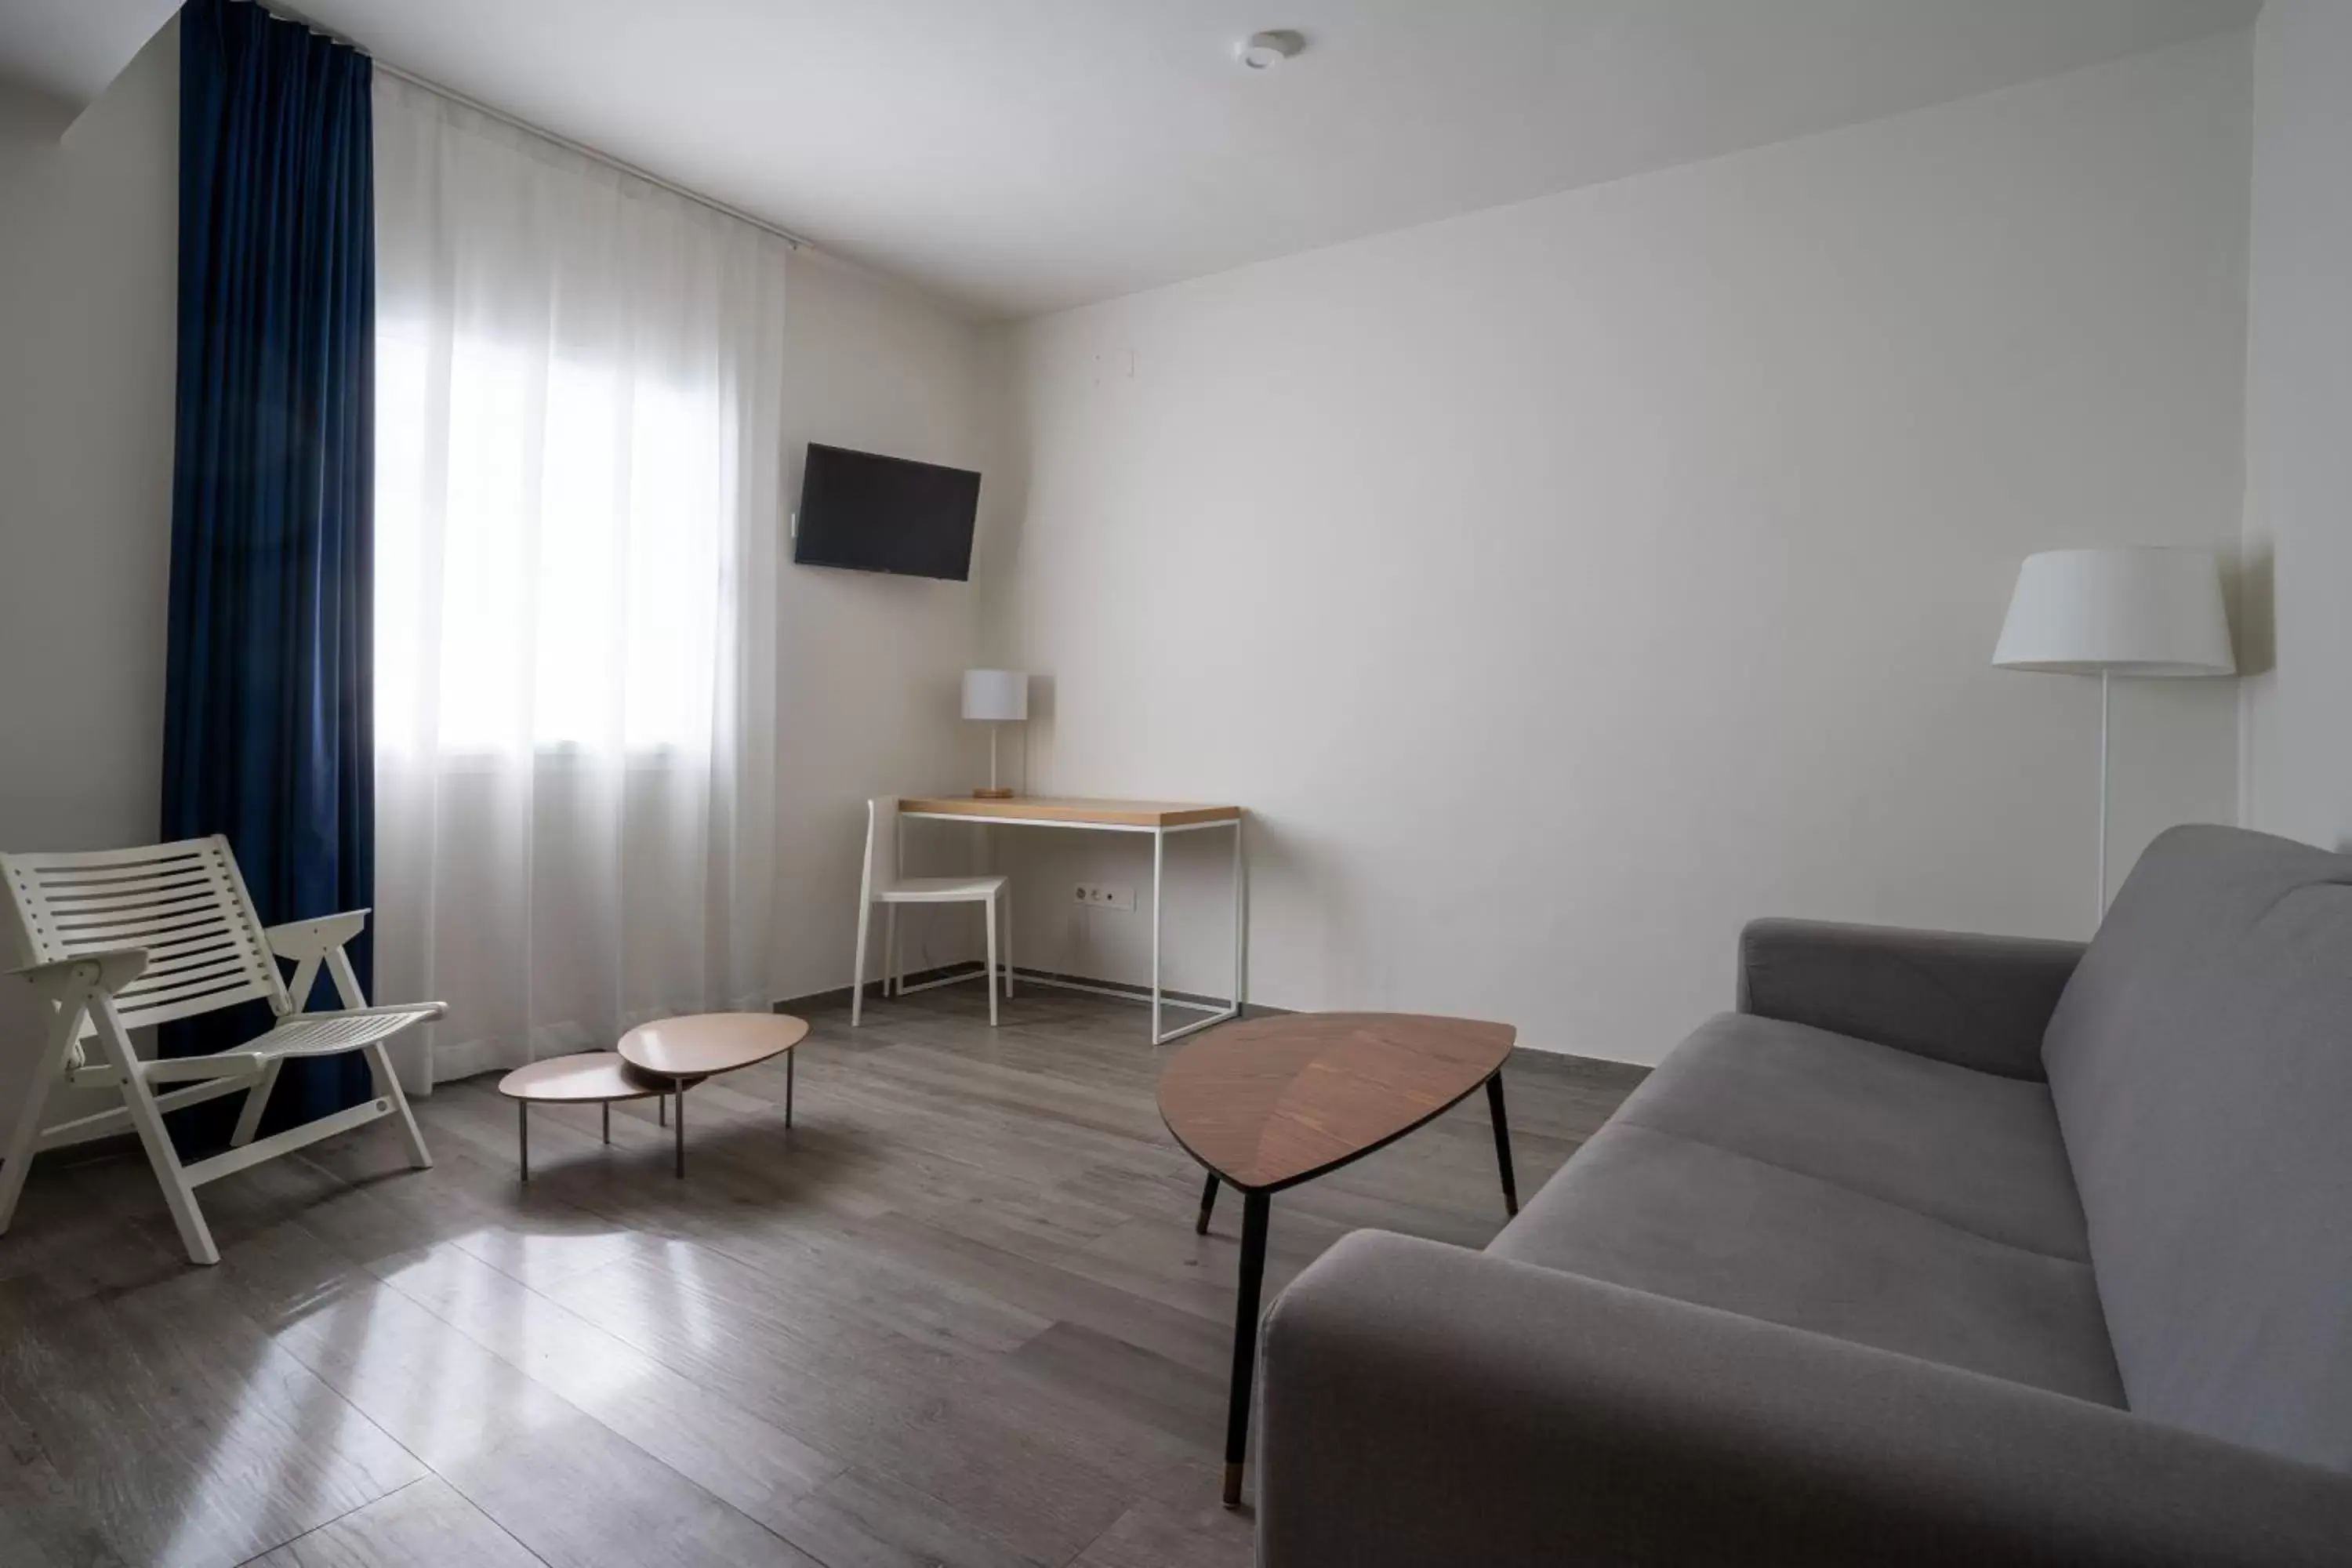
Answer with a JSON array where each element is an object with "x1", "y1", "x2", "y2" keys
[{"x1": 1, "y1": 837, "x2": 291, "y2": 1032}]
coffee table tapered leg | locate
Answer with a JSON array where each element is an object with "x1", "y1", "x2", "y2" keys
[
  {"x1": 673, "y1": 1087, "x2": 684, "y2": 1178},
  {"x1": 786, "y1": 1049, "x2": 795, "y2": 1128},
  {"x1": 1486, "y1": 1070, "x2": 1518, "y2": 1218},
  {"x1": 1224, "y1": 1188, "x2": 1269, "y2": 1508},
  {"x1": 518, "y1": 1103, "x2": 528, "y2": 1183},
  {"x1": 1196, "y1": 1171, "x2": 1219, "y2": 1235}
]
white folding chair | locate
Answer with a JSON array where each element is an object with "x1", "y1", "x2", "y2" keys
[
  {"x1": 851, "y1": 797, "x2": 1012, "y2": 1027},
  {"x1": 0, "y1": 836, "x2": 442, "y2": 1265}
]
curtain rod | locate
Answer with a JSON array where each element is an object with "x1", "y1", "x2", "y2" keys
[
  {"x1": 262, "y1": 3, "x2": 812, "y2": 252},
  {"x1": 369, "y1": 61, "x2": 811, "y2": 252}
]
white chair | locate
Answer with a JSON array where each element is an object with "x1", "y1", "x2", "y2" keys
[
  {"x1": 851, "y1": 797, "x2": 1012, "y2": 1027},
  {"x1": 0, "y1": 836, "x2": 442, "y2": 1265}
]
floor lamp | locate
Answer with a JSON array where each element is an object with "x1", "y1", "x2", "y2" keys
[{"x1": 1993, "y1": 547, "x2": 2235, "y2": 924}]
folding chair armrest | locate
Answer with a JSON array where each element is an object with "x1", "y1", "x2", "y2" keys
[
  {"x1": 265, "y1": 909, "x2": 371, "y2": 961},
  {"x1": 4, "y1": 946, "x2": 149, "y2": 994}
]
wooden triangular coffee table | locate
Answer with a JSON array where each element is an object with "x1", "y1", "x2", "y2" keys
[{"x1": 1157, "y1": 1011, "x2": 1519, "y2": 1508}]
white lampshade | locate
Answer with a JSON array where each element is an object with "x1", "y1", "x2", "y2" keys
[
  {"x1": 961, "y1": 669, "x2": 1029, "y2": 721},
  {"x1": 1992, "y1": 548, "x2": 2234, "y2": 677}
]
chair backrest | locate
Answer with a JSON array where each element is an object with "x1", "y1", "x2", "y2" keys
[
  {"x1": 1, "y1": 837, "x2": 290, "y2": 1031},
  {"x1": 2042, "y1": 824, "x2": 2352, "y2": 1472},
  {"x1": 860, "y1": 797, "x2": 901, "y2": 901}
]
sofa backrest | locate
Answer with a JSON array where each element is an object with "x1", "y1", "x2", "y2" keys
[{"x1": 2042, "y1": 824, "x2": 2352, "y2": 1472}]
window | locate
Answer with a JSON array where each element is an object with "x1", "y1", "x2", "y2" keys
[{"x1": 375, "y1": 326, "x2": 728, "y2": 757}]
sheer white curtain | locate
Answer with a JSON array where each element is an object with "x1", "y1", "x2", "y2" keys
[{"x1": 372, "y1": 76, "x2": 785, "y2": 1087}]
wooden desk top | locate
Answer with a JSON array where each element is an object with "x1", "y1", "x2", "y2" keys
[
  {"x1": 898, "y1": 796, "x2": 1242, "y2": 829},
  {"x1": 1156, "y1": 1012, "x2": 1515, "y2": 1192}
]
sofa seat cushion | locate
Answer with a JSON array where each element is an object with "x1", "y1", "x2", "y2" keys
[
  {"x1": 1613, "y1": 1013, "x2": 2092, "y2": 1261},
  {"x1": 1488, "y1": 1015, "x2": 2123, "y2": 1405}
]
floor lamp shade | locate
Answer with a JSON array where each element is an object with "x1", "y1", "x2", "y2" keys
[
  {"x1": 962, "y1": 669, "x2": 1029, "y2": 722},
  {"x1": 1992, "y1": 546, "x2": 2235, "y2": 925},
  {"x1": 1992, "y1": 548, "x2": 2234, "y2": 677}
]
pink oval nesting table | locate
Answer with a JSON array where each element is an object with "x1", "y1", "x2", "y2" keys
[
  {"x1": 619, "y1": 1011, "x2": 811, "y2": 1178},
  {"x1": 496, "y1": 1051, "x2": 670, "y2": 1183},
  {"x1": 496, "y1": 1012, "x2": 809, "y2": 1181}
]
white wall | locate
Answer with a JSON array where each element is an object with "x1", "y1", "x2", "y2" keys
[
  {"x1": 0, "y1": 23, "x2": 178, "y2": 1123},
  {"x1": 2239, "y1": 0, "x2": 2352, "y2": 852},
  {"x1": 770, "y1": 249, "x2": 997, "y2": 1000},
  {"x1": 982, "y1": 35, "x2": 2251, "y2": 1064}
]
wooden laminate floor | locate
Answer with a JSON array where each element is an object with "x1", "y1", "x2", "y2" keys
[{"x1": 0, "y1": 986, "x2": 1643, "y2": 1568}]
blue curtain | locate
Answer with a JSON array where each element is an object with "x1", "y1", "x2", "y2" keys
[{"x1": 162, "y1": 0, "x2": 376, "y2": 1141}]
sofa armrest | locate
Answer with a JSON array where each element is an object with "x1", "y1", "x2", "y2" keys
[
  {"x1": 1737, "y1": 918, "x2": 2084, "y2": 1079},
  {"x1": 1260, "y1": 1233, "x2": 2352, "y2": 1567}
]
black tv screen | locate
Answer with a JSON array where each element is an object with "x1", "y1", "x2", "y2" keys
[{"x1": 793, "y1": 443, "x2": 980, "y2": 581}]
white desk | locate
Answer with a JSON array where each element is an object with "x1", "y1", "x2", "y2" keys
[{"x1": 897, "y1": 797, "x2": 1247, "y2": 1044}]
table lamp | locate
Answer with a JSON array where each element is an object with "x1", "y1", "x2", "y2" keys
[
  {"x1": 961, "y1": 670, "x2": 1028, "y2": 800},
  {"x1": 1993, "y1": 546, "x2": 2234, "y2": 920}
]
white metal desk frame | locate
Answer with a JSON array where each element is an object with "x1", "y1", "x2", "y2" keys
[{"x1": 893, "y1": 807, "x2": 1246, "y2": 1045}]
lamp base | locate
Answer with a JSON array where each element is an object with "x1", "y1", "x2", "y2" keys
[{"x1": 971, "y1": 786, "x2": 1015, "y2": 800}]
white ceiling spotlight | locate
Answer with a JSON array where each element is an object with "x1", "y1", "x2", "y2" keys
[{"x1": 1237, "y1": 30, "x2": 1305, "y2": 71}]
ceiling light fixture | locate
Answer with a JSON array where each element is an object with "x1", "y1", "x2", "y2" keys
[{"x1": 1237, "y1": 31, "x2": 1304, "y2": 71}]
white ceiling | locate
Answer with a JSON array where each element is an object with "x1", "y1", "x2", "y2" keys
[
  {"x1": 0, "y1": 0, "x2": 174, "y2": 114},
  {"x1": 8, "y1": 2, "x2": 2261, "y2": 318}
]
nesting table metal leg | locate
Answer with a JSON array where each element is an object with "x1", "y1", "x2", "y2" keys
[
  {"x1": 1196, "y1": 1171, "x2": 1219, "y2": 1235},
  {"x1": 517, "y1": 1103, "x2": 529, "y2": 1183}
]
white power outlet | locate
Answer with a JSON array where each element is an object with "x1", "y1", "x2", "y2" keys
[{"x1": 1072, "y1": 882, "x2": 1135, "y2": 912}]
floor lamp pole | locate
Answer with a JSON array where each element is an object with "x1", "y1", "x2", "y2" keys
[{"x1": 2096, "y1": 670, "x2": 2111, "y2": 926}]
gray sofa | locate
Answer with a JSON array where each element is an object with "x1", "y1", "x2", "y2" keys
[{"x1": 1258, "y1": 825, "x2": 2352, "y2": 1566}]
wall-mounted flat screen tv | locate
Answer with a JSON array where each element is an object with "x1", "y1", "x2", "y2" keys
[{"x1": 792, "y1": 443, "x2": 981, "y2": 581}]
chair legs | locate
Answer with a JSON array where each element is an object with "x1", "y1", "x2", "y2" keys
[
  {"x1": 0, "y1": 1007, "x2": 78, "y2": 1238},
  {"x1": 227, "y1": 1043, "x2": 430, "y2": 1171},
  {"x1": 853, "y1": 886, "x2": 1014, "y2": 1026},
  {"x1": 851, "y1": 898, "x2": 873, "y2": 1027},
  {"x1": 106, "y1": 1039, "x2": 220, "y2": 1267},
  {"x1": 984, "y1": 890, "x2": 1000, "y2": 1028},
  {"x1": 229, "y1": 1057, "x2": 284, "y2": 1148},
  {"x1": 5, "y1": 991, "x2": 433, "y2": 1267},
  {"x1": 1, "y1": 991, "x2": 220, "y2": 1265},
  {"x1": 367, "y1": 1041, "x2": 434, "y2": 1170}
]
